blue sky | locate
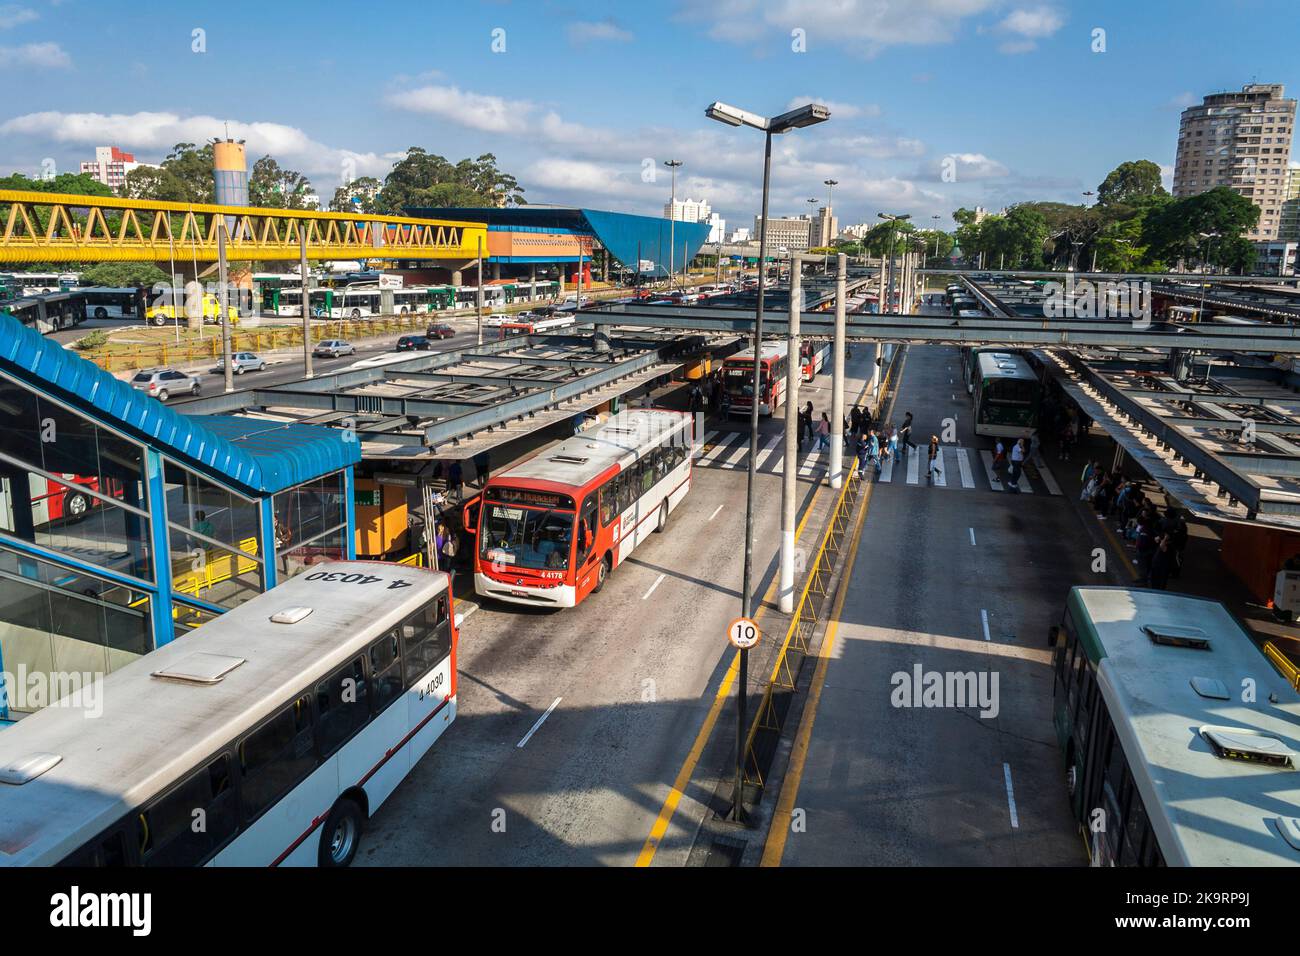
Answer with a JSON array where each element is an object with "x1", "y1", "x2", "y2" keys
[{"x1": 2, "y1": 0, "x2": 1295, "y2": 231}]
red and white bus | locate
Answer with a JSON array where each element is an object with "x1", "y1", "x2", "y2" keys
[
  {"x1": 465, "y1": 409, "x2": 692, "y2": 608},
  {"x1": 721, "y1": 340, "x2": 829, "y2": 416},
  {"x1": 0, "y1": 473, "x2": 111, "y2": 528},
  {"x1": 498, "y1": 314, "x2": 576, "y2": 339}
]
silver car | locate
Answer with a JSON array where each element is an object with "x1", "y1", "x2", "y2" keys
[
  {"x1": 314, "y1": 339, "x2": 356, "y2": 358},
  {"x1": 213, "y1": 351, "x2": 266, "y2": 375},
  {"x1": 130, "y1": 367, "x2": 201, "y2": 401}
]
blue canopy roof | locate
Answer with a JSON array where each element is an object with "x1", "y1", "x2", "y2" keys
[
  {"x1": 0, "y1": 313, "x2": 358, "y2": 495},
  {"x1": 404, "y1": 206, "x2": 713, "y2": 277}
]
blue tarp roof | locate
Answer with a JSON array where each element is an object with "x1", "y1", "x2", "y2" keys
[
  {"x1": 404, "y1": 206, "x2": 713, "y2": 276},
  {"x1": 0, "y1": 313, "x2": 358, "y2": 495}
]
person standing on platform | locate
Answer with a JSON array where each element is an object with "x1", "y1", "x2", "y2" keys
[{"x1": 816, "y1": 412, "x2": 831, "y2": 451}]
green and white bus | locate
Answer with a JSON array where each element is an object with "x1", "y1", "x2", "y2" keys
[
  {"x1": 1052, "y1": 586, "x2": 1300, "y2": 866},
  {"x1": 972, "y1": 350, "x2": 1040, "y2": 439}
]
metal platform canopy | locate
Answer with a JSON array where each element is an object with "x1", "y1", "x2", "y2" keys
[
  {"x1": 179, "y1": 331, "x2": 724, "y2": 460},
  {"x1": 1038, "y1": 348, "x2": 1300, "y2": 528}
]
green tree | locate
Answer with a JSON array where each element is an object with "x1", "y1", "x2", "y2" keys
[
  {"x1": 916, "y1": 229, "x2": 954, "y2": 261},
  {"x1": 378, "y1": 147, "x2": 524, "y2": 213},
  {"x1": 122, "y1": 143, "x2": 216, "y2": 203},
  {"x1": 1141, "y1": 186, "x2": 1260, "y2": 266},
  {"x1": 1097, "y1": 160, "x2": 1167, "y2": 206},
  {"x1": 81, "y1": 262, "x2": 169, "y2": 287},
  {"x1": 0, "y1": 171, "x2": 113, "y2": 198},
  {"x1": 328, "y1": 176, "x2": 383, "y2": 213},
  {"x1": 248, "y1": 155, "x2": 315, "y2": 209}
]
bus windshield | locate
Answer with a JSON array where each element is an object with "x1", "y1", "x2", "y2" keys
[
  {"x1": 984, "y1": 377, "x2": 1038, "y2": 405},
  {"x1": 480, "y1": 503, "x2": 574, "y2": 570},
  {"x1": 724, "y1": 364, "x2": 762, "y2": 397}
]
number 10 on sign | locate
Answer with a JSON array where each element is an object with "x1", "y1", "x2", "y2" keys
[{"x1": 728, "y1": 617, "x2": 760, "y2": 650}]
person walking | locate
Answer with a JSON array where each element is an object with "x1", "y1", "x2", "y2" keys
[
  {"x1": 816, "y1": 412, "x2": 831, "y2": 451},
  {"x1": 803, "y1": 401, "x2": 815, "y2": 444},
  {"x1": 927, "y1": 434, "x2": 941, "y2": 483},
  {"x1": 868, "y1": 429, "x2": 881, "y2": 476},
  {"x1": 1149, "y1": 534, "x2": 1174, "y2": 590},
  {"x1": 1168, "y1": 510, "x2": 1189, "y2": 579},
  {"x1": 992, "y1": 437, "x2": 1008, "y2": 484},
  {"x1": 849, "y1": 405, "x2": 863, "y2": 436},
  {"x1": 1007, "y1": 437, "x2": 1026, "y2": 491},
  {"x1": 886, "y1": 425, "x2": 899, "y2": 464},
  {"x1": 899, "y1": 411, "x2": 917, "y2": 455},
  {"x1": 1135, "y1": 519, "x2": 1157, "y2": 585},
  {"x1": 448, "y1": 459, "x2": 464, "y2": 503}
]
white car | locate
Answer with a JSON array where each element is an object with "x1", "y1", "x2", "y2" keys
[{"x1": 213, "y1": 352, "x2": 265, "y2": 374}]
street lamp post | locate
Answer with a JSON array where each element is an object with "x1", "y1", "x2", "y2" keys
[
  {"x1": 931, "y1": 214, "x2": 941, "y2": 261},
  {"x1": 665, "y1": 160, "x2": 682, "y2": 290},
  {"x1": 705, "y1": 99, "x2": 829, "y2": 825}
]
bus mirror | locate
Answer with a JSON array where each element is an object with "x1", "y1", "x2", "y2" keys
[
  {"x1": 462, "y1": 496, "x2": 481, "y2": 533},
  {"x1": 1048, "y1": 625, "x2": 1060, "y2": 648}
]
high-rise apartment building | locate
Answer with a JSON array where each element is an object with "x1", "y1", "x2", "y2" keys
[
  {"x1": 809, "y1": 206, "x2": 838, "y2": 248},
  {"x1": 1172, "y1": 84, "x2": 1296, "y2": 241},
  {"x1": 1279, "y1": 165, "x2": 1300, "y2": 242}
]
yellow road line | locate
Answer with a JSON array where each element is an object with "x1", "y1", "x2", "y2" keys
[
  {"x1": 635, "y1": 480, "x2": 822, "y2": 867},
  {"x1": 635, "y1": 355, "x2": 889, "y2": 868},
  {"x1": 759, "y1": 348, "x2": 906, "y2": 868}
]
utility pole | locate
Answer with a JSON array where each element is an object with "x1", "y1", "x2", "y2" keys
[
  {"x1": 779, "y1": 257, "x2": 804, "y2": 614},
  {"x1": 476, "y1": 234, "x2": 484, "y2": 346},
  {"x1": 830, "y1": 253, "x2": 847, "y2": 490},
  {"x1": 299, "y1": 223, "x2": 313, "y2": 379},
  {"x1": 665, "y1": 159, "x2": 682, "y2": 290},
  {"x1": 218, "y1": 222, "x2": 233, "y2": 394}
]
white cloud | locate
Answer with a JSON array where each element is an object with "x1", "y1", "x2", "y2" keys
[
  {"x1": 0, "y1": 5, "x2": 37, "y2": 28},
  {"x1": 567, "y1": 20, "x2": 633, "y2": 44},
  {"x1": 830, "y1": 134, "x2": 926, "y2": 159},
  {"x1": 915, "y1": 152, "x2": 1009, "y2": 180},
  {"x1": 0, "y1": 41, "x2": 68, "y2": 68},
  {"x1": 679, "y1": 0, "x2": 1000, "y2": 57},
  {"x1": 384, "y1": 84, "x2": 529, "y2": 133},
  {"x1": 0, "y1": 110, "x2": 392, "y2": 183},
  {"x1": 999, "y1": 6, "x2": 1065, "y2": 37},
  {"x1": 785, "y1": 97, "x2": 881, "y2": 120}
]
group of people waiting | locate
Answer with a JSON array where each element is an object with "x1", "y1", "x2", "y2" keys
[{"x1": 1081, "y1": 461, "x2": 1189, "y2": 589}]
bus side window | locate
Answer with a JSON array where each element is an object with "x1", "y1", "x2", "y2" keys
[
  {"x1": 436, "y1": 594, "x2": 449, "y2": 625},
  {"x1": 641, "y1": 456, "x2": 654, "y2": 494},
  {"x1": 578, "y1": 496, "x2": 597, "y2": 565},
  {"x1": 57, "y1": 826, "x2": 132, "y2": 867},
  {"x1": 369, "y1": 630, "x2": 404, "y2": 713},
  {"x1": 399, "y1": 607, "x2": 442, "y2": 688},
  {"x1": 237, "y1": 696, "x2": 317, "y2": 823},
  {"x1": 599, "y1": 480, "x2": 617, "y2": 527},
  {"x1": 316, "y1": 657, "x2": 370, "y2": 758},
  {"x1": 138, "y1": 754, "x2": 237, "y2": 866},
  {"x1": 616, "y1": 471, "x2": 633, "y2": 514}
]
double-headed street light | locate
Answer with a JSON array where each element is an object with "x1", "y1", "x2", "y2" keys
[
  {"x1": 665, "y1": 159, "x2": 683, "y2": 289},
  {"x1": 705, "y1": 99, "x2": 829, "y2": 825}
]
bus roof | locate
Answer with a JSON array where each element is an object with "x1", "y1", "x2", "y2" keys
[
  {"x1": 727, "y1": 340, "x2": 789, "y2": 363},
  {"x1": 0, "y1": 562, "x2": 448, "y2": 867},
  {"x1": 1069, "y1": 586, "x2": 1300, "y2": 867},
  {"x1": 491, "y1": 409, "x2": 690, "y2": 493},
  {"x1": 975, "y1": 350, "x2": 1034, "y2": 379}
]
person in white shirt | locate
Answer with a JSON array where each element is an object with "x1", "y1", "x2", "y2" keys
[{"x1": 1008, "y1": 438, "x2": 1027, "y2": 491}]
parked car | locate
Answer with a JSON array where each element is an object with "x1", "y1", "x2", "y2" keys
[
  {"x1": 130, "y1": 367, "x2": 201, "y2": 401},
  {"x1": 212, "y1": 351, "x2": 265, "y2": 374},
  {"x1": 426, "y1": 324, "x2": 456, "y2": 340},
  {"x1": 395, "y1": 335, "x2": 432, "y2": 352},
  {"x1": 314, "y1": 339, "x2": 355, "y2": 358}
]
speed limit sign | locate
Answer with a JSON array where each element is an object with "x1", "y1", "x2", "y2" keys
[{"x1": 727, "y1": 617, "x2": 760, "y2": 649}]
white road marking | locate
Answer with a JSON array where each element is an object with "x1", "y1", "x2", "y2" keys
[
  {"x1": 721, "y1": 437, "x2": 751, "y2": 468},
  {"x1": 1032, "y1": 452, "x2": 1063, "y2": 495},
  {"x1": 906, "y1": 450, "x2": 920, "y2": 485},
  {"x1": 932, "y1": 447, "x2": 947, "y2": 486},
  {"x1": 979, "y1": 450, "x2": 1004, "y2": 491},
  {"x1": 980, "y1": 608, "x2": 991, "y2": 642},
  {"x1": 753, "y1": 434, "x2": 782, "y2": 470},
  {"x1": 969, "y1": 527, "x2": 976, "y2": 547},
  {"x1": 1003, "y1": 763, "x2": 1020, "y2": 829},
  {"x1": 642, "y1": 573, "x2": 666, "y2": 600},
  {"x1": 694, "y1": 429, "x2": 718, "y2": 458},
  {"x1": 798, "y1": 449, "x2": 822, "y2": 476},
  {"x1": 880, "y1": 454, "x2": 894, "y2": 482},
  {"x1": 955, "y1": 447, "x2": 975, "y2": 488},
  {"x1": 517, "y1": 697, "x2": 563, "y2": 749},
  {"x1": 700, "y1": 432, "x2": 739, "y2": 464},
  {"x1": 707, "y1": 504, "x2": 724, "y2": 522}
]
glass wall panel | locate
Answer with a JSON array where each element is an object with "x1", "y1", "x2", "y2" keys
[
  {"x1": 0, "y1": 544, "x2": 151, "y2": 716},
  {"x1": 273, "y1": 472, "x2": 345, "y2": 558},
  {"x1": 168, "y1": 525, "x2": 263, "y2": 610},
  {"x1": 162, "y1": 460, "x2": 262, "y2": 553}
]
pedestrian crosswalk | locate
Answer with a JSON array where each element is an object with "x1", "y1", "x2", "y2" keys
[{"x1": 691, "y1": 430, "x2": 1063, "y2": 496}]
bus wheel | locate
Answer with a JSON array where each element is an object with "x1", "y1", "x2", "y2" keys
[
  {"x1": 351, "y1": 309, "x2": 362, "y2": 319},
  {"x1": 319, "y1": 797, "x2": 364, "y2": 867},
  {"x1": 593, "y1": 554, "x2": 611, "y2": 593},
  {"x1": 94, "y1": 306, "x2": 108, "y2": 319},
  {"x1": 654, "y1": 500, "x2": 668, "y2": 533}
]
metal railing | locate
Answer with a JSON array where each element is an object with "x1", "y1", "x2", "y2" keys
[{"x1": 741, "y1": 345, "x2": 903, "y2": 786}]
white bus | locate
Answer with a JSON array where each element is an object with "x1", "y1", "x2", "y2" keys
[
  {"x1": 0, "y1": 560, "x2": 458, "y2": 867},
  {"x1": 498, "y1": 314, "x2": 577, "y2": 338}
]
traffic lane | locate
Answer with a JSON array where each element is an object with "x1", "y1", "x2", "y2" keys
[
  {"x1": 361, "y1": 428, "x2": 822, "y2": 866},
  {"x1": 776, "y1": 344, "x2": 1081, "y2": 866}
]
